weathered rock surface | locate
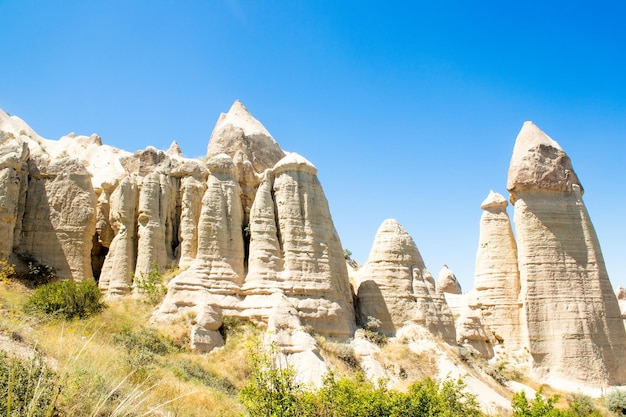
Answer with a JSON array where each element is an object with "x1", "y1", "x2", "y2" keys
[
  {"x1": 508, "y1": 121, "x2": 626, "y2": 388},
  {"x1": 98, "y1": 175, "x2": 139, "y2": 295},
  {"x1": 473, "y1": 190, "x2": 523, "y2": 349},
  {"x1": 264, "y1": 294, "x2": 328, "y2": 387},
  {"x1": 437, "y1": 265, "x2": 462, "y2": 294},
  {"x1": 0, "y1": 129, "x2": 29, "y2": 261},
  {"x1": 617, "y1": 286, "x2": 626, "y2": 330},
  {"x1": 20, "y1": 158, "x2": 97, "y2": 280},
  {"x1": 456, "y1": 304, "x2": 495, "y2": 359},
  {"x1": 355, "y1": 219, "x2": 456, "y2": 343}
]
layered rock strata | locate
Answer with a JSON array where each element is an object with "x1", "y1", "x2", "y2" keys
[
  {"x1": 473, "y1": 190, "x2": 523, "y2": 349},
  {"x1": 355, "y1": 219, "x2": 456, "y2": 343},
  {"x1": 508, "y1": 121, "x2": 626, "y2": 388}
]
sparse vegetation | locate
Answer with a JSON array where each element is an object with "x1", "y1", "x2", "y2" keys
[
  {"x1": 0, "y1": 352, "x2": 61, "y2": 417},
  {"x1": 15, "y1": 252, "x2": 56, "y2": 286},
  {"x1": 241, "y1": 343, "x2": 484, "y2": 417},
  {"x1": 0, "y1": 260, "x2": 15, "y2": 282},
  {"x1": 132, "y1": 262, "x2": 167, "y2": 304},
  {"x1": 606, "y1": 389, "x2": 626, "y2": 416},
  {"x1": 24, "y1": 279, "x2": 105, "y2": 320}
]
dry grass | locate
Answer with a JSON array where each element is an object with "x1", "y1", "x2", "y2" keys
[
  {"x1": 376, "y1": 339, "x2": 438, "y2": 389},
  {"x1": 0, "y1": 281, "x2": 251, "y2": 416}
]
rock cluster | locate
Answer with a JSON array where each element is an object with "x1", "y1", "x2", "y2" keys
[
  {"x1": 354, "y1": 219, "x2": 456, "y2": 343},
  {"x1": 2, "y1": 105, "x2": 625, "y2": 394}
]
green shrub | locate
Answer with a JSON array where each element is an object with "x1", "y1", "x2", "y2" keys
[
  {"x1": 240, "y1": 343, "x2": 305, "y2": 417},
  {"x1": 170, "y1": 359, "x2": 237, "y2": 395},
  {"x1": 113, "y1": 326, "x2": 176, "y2": 357},
  {"x1": 512, "y1": 389, "x2": 567, "y2": 417},
  {"x1": 132, "y1": 262, "x2": 166, "y2": 304},
  {"x1": 0, "y1": 352, "x2": 61, "y2": 417},
  {"x1": 606, "y1": 390, "x2": 626, "y2": 416},
  {"x1": 240, "y1": 342, "x2": 484, "y2": 417},
  {"x1": 566, "y1": 392, "x2": 602, "y2": 417},
  {"x1": 25, "y1": 279, "x2": 105, "y2": 320}
]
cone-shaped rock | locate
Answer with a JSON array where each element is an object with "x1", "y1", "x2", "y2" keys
[
  {"x1": 508, "y1": 122, "x2": 626, "y2": 388},
  {"x1": 473, "y1": 190, "x2": 523, "y2": 349},
  {"x1": 355, "y1": 219, "x2": 456, "y2": 343},
  {"x1": 243, "y1": 153, "x2": 356, "y2": 339},
  {"x1": 207, "y1": 100, "x2": 285, "y2": 224},
  {"x1": 437, "y1": 265, "x2": 462, "y2": 294}
]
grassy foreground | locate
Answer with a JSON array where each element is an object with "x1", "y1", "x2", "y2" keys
[{"x1": 0, "y1": 280, "x2": 250, "y2": 416}]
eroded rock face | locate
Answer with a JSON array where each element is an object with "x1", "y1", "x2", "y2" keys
[
  {"x1": 437, "y1": 265, "x2": 462, "y2": 294},
  {"x1": 264, "y1": 294, "x2": 328, "y2": 387},
  {"x1": 98, "y1": 175, "x2": 139, "y2": 296},
  {"x1": 508, "y1": 121, "x2": 626, "y2": 388},
  {"x1": 155, "y1": 153, "x2": 245, "y2": 324},
  {"x1": 242, "y1": 154, "x2": 356, "y2": 338},
  {"x1": 0, "y1": 131, "x2": 29, "y2": 261},
  {"x1": 616, "y1": 286, "x2": 626, "y2": 331},
  {"x1": 456, "y1": 304, "x2": 495, "y2": 359},
  {"x1": 355, "y1": 219, "x2": 456, "y2": 343},
  {"x1": 473, "y1": 191, "x2": 523, "y2": 349},
  {"x1": 20, "y1": 158, "x2": 97, "y2": 280}
]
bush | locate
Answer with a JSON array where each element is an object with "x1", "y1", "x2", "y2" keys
[
  {"x1": 132, "y1": 262, "x2": 166, "y2": 304},
  {"x1": 0, "y1": 352, "x2": 61, "y2": 416},
  {"x1": 0, "y1": 260, "x2": 15, "y2": 282},
  {"x1": 239, "y1": 344, "x2": 304, "y2": 417},
  {"x1": 170, "y1": 359, "x2": 237, "y2": 395},
  {"x1": 240, "y1": 342, "x2": 484, "y2": 417},
  {"x1": 566, "y1": 392, "x2": 602, "y2": 417},
  {"x1": 25, "y1": 279, "x2": 105, "y2": 320},
  {"x1": 16, "y1": 252, "x2": 56, "y2": 286},
  {"x1": 512, "y1": 389, "x2": 569, "y2": 417},
  {"x1": 606, "y1": 390, "x2": 626, "y2": 416}
]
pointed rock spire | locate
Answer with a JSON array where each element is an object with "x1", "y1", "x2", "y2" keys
[
  {"x1": 437, "y1": 265, "x2": 462, "y2": 295},
  {"x1": 167, "y1": 140, "x2": 183, "y2": 157},
  {"x1": 507, "y1": 121, "x2": 582, "y2": 203},
  {"x1": 206, "y1": 100, "x2": 286, "y2": 224},
  {"x1": 507, "y1": 123, "x2": 626, "y2": 389}
]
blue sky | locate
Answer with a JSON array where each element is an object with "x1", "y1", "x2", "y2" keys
[{"x1": 1, "y1": 0, "x2": 625, "y2": 291}]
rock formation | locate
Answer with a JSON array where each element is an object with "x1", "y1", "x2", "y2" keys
[
  {"x1": 437, "y1": 265, "x2": 462, "y2": 294},
  {"x1": 154, "y1": 104, "x2": 355, "y2": 341},
  {"x1": 456, "y1": 304, "x2": 495, "y2": 359},
  {"x1": 0, "y1": 129, "x2": 29, "y2": 261},
  {"x1": 473, "y1": 190, "x2": 523, "y2": 349},
  {"x1": 264, "y1": 294, "x2": 328, "y2": 387},
  {"x1": 207, "y1": 100, "x2": 285, "y2": 224},
  {"x1": 20, "y1": 158, "x2": 97, "y2": 281},
  {"x1": 355, "y1": 219, "x2": 456, "y2": 343},
  {"x1": 507, "y1": 121, "x2": 626, "y2": 388},
  {"x1": 617, "y1": 286, "x2": 626, "y2": 330}
]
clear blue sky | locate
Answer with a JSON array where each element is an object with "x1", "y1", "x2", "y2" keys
[{"x1": 1, "y1": 0, "x2": 625, "y2": 291}]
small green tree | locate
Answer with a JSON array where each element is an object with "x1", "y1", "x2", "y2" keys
[
  {"x1": 512, "y1": 389, "x2": 567, "y2": 417},
  {"x1": 132, "y1": 262, "x2": 166, "y2": 304},
  {"x1": 239, "y1": 343, "x2": 304, "y2": 417}
]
